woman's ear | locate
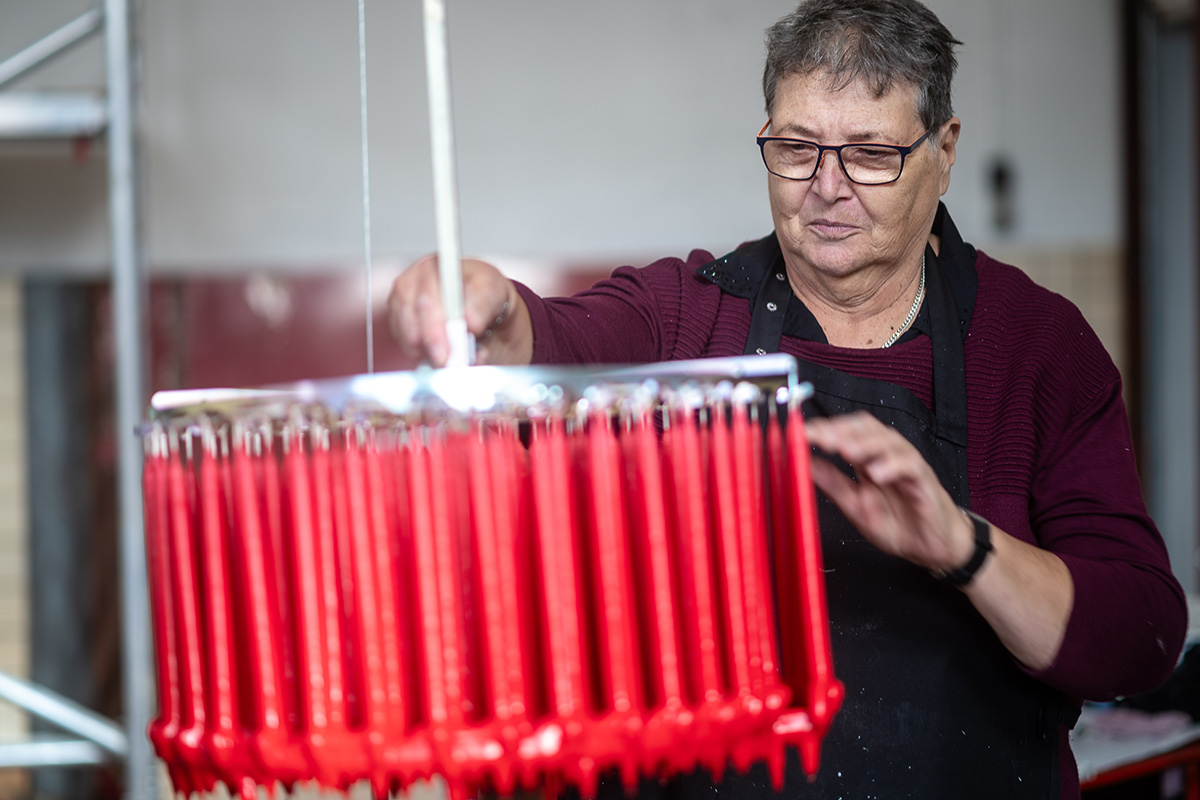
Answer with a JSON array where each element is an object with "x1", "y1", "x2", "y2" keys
[{"x1": 938, "y1": 117, "x2": 961, "y2": 195}]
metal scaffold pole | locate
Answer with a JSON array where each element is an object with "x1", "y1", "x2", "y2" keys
[{"x1": 103, "y1": 0, "x2": 156, "y2": 798}]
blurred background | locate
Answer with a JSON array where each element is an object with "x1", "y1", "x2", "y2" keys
[{"x1": 0, "y1": 0, "x2": 1196, "y2": 797}]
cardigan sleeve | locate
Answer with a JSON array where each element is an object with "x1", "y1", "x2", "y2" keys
[
  {"x1": 515, "y1": 250, "x2": 720, "y2": 365},
  {"x1": 965, "y1": 257, "x2": 1187, "y2": 700},
  {"x1": 1027, "y1": 354, "x2": 1187, "y2": 700}
]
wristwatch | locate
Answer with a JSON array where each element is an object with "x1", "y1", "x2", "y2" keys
[{"x1": 936, "y1": 508, "x2": 994, "y2": 587}]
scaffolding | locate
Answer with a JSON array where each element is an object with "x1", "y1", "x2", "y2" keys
[{"x1": 0, "y1": 3, "x2": 156, "y2": 799}]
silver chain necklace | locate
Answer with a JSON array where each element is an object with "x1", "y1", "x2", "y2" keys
[{"x1": 880, "y1": 254, "x2": 926, "y2": 349}]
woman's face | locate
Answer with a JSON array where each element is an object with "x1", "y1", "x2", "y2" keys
[{"x1": 767, "y1": 71, "x2": 959, "y2": 283}]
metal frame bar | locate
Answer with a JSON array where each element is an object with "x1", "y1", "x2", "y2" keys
[
  {"x1": 1120, "y1": 0, "x2": 1146, "y2": 472},
  {"x1": 0, "y1": 673, "x2": 127, "y2": 758},
  {"x1": 103, "y1": 0, "x2": 157, "y2": 796},
  {"x1": 0, "y1": 92, "x2": 107, "y2": 139},
  {"x1": 147, "y1": 353, "x2": 807, "y2": 420},
  {"x1": 0, "y1": 737, "x2": 112, "y2": 770},
  {"x1": 0, "y1": 8, "x2": 104, "y2": 90}
]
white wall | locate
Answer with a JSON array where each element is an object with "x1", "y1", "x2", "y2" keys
[
  {"x1": 938, "y1": 0, "x2": 1122, "y2": 247},
  {"x1": 0, "y1": 0, "x2": 1121, "y2": 275}
]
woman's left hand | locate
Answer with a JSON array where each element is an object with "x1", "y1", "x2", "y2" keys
[{"x1": 805, "y1": 411, "x2": 974, "y2": 573}]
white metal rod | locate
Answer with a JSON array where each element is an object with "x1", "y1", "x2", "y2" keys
[
  {"x1": 0, "y1": 672, "x2": 128, "y2": 757},
  {"x1": 0, "y1": 738, "x2": 112, "y2": 769},
  {"x1": 0, "y1": 9, "x2": 104, "y2": 90},
  {"x1": 103, "y1": 0, "x2": 157, "y2": 798},
  {"x1": 0, "y1": 92, "x2": 107, "y2": 139},
  {"x1": 421, "y1": 0, "x2": 472, "y2": 367}
]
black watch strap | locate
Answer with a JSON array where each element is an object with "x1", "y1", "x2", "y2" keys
[{"x1": 937, "y1": 508, "x2": 994, "y2": 587}]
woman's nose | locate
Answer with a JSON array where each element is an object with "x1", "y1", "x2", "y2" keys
[{"x1": 813, "y1": 149, "x2": 851, "y2": 195}]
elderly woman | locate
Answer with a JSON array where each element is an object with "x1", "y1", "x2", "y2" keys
[{"x1": 389, "y1": 1, "x2": 1187, "y2": 797}]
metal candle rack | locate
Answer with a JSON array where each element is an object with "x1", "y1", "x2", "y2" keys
[{"x1": 140, "y1": 354, "x2": 843, "y2": 799}]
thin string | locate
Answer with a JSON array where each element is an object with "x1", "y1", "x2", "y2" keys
[{"x1": 357, "y1": 0, "x2": 374, "y2": 373}]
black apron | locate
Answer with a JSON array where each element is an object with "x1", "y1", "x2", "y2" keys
[{"x1": 677, "y1": 241, "x2": 1066, "y2": 799}]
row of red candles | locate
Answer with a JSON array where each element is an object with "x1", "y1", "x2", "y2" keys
[{"x1": 141, "y1": 399, "x2": 842, "y2": 800}]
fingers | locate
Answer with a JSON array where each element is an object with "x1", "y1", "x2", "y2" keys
[
  {"x1": 808, "y1": 455, "x2": 864, "y2": 515},
  {"x1": 808, "y1": 444, "x2": 902, "y2": 543},
  {"x1": 806, "y1": 411, "x2": 931, "y2": 487},
  {"x1": 387, "y1": 254, "x2": 448, "y2": 365},
  {"x1": 387, "y1": 256, "x2": 513, "y2": 367}
]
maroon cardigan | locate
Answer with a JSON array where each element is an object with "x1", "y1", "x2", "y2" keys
[{"x1": 515, "y1": 243, "x2": 1188, "y2": 797}]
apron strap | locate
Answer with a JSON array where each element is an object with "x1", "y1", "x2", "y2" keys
[
  {"x1": 923, "y1": 243, "x2": 971, "y2": 506},
  {"x1": 926, "y1": 243, "x2": 968, "y2": 450},
  {"x1": 742, "y1": 263, "x2": 791, "y2": 356}
]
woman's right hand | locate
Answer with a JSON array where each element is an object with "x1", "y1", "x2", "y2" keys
[{"x1": 387, "y1": 255, "x2": 532, "y2": 367}]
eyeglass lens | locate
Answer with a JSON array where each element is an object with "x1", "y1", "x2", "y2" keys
[{"x1": 764, "y1": 141, "x2": 905, "y2": 185}]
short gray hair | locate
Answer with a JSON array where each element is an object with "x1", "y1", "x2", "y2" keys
[{"x1": 763, "y1": 0, "x2": 961, "y2": 131}]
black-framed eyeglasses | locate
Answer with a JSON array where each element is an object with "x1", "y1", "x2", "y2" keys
[{"x1": 756, "y1": 121, "x2": 934, "y2": 186}]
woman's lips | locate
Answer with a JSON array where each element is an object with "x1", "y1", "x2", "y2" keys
[{"x1": 808, "y1": 218, "x2": 858, "y2": 237}]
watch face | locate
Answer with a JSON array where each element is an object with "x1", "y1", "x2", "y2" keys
[{"x1": 939, "y1": 510, "x2": 993, "y2": 587}]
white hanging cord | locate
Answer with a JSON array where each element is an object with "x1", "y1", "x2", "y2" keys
[
  {"x1": 422, "y1": 0, "x2": 473, "y2": 367},
  {"x1": 357, "y1": 0, "x2": 375, "y2": 373}
]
